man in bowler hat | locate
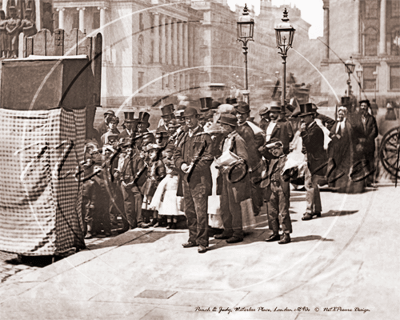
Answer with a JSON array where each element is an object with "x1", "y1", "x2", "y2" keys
[
  {"x1": 214, "y1": 114, "x2": 251, "y2": 243},
  {"x1": 235, "y1": 101, "x2": 265, "y2": 216}
]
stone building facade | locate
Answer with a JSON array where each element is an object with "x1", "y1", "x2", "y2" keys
[
  {"x1": 320, "y1": 0, "x2": 400, "y2": 106},
  {"x1": 49, "y1": 0, "x2": 241, "y2": 108}
]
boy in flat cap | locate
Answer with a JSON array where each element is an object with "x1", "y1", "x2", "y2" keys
[{"x1": 261, "y1": 138, "x2": 294, "y2": 244}]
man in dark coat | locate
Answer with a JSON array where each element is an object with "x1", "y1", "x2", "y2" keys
[
  {"x1": 260, "y1": 102, "x2": 294, "y2": 159},
  {"x1": 235, "y1": 101, "x2": 265, "y2": 216},
  {"x1": 214, "y1": 114, "x2": 251, "y2": 243},
  {"x1": 356, "y1": 100, "x2": 378, "y2": 186},
  {"x1": 299, "y1": 104, "x2": 327, "y2": 221},
  {"x1": 174, "y1": 107, "x2": 214, "y2": 253}
]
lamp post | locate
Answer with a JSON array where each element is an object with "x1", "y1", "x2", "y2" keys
[
  {"x1": 355, "y1": 64, "x2": 363, "y2": 101},
  {"x1": 372, "y1": 70, "x2": 378, "y2": 103},
  {"x1": 237, "y1": 4, "x2": 254, "y2": 105},
  {"x1": 275, "y1": 8, "x2": 296, "y2": 116},
  {"x1": 344, "y1": 56, "x2": 355, "y2": 97}
]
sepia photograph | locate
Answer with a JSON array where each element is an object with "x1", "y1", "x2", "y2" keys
[{"x1": 0, "y1": 0, "x2": 398, "y2": 319}]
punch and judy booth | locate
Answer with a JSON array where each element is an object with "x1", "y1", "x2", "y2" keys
[{"x1": 0, "y1": 56, "x2": 95, "y2": 256}]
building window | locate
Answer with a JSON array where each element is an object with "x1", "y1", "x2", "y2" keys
[
  {"x1": 390, "y1": 29, "x2": 400, "y2": 56},
  {"x1": 139, "y1": 13, "x2": 144, "y2": 31},
  {"x1": 363, "y1": 27, "x2": 378, "y2": 56},
  {"x1": 362, "y1": 66, "x2": 377, "y2": 90},
  {"x1": 138, "y1": 72, "x2": 144, "y2": 92},
  {"x1": 150, "y1": 14, "x2": 154, "y2": 33},
  {"x1": 392, "y1": 0, "x2": 400, "y2": 17},
  {"x1": 390, "y1": 66, "x2": 400, "y2": 90},
  {"x1": 138, "y1": 35, "x2": 144, "y2": 64},
  {"x1": 365, "y1": 0, "x2": 378, "y2": 18},
  {"x1": 93, "y1": 11, "x2": 100, "y2": 29}
]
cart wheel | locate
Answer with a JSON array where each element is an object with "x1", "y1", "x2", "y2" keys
[{"x1": 379, "y1": 127, "x2": 400, "y2": 179}]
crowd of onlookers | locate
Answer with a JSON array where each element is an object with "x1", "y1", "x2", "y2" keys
[{"x1": 81, "y1": 96, "x2": 379, "y2": 253}]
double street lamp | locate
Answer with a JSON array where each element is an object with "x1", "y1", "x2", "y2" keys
[
  {"x1": 237, "y1": 4, "x2": 254, "y2": 105},
  {"x1": 344, "y1": 56, "x2": 355, "y2": 97},
  {"x1": 275, "y1": 8, "x2": 296, "y2": 116}
]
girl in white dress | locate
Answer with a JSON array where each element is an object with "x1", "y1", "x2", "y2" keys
[{"x1": 149, "y1": 148, "x2": 184, "y2": 229}]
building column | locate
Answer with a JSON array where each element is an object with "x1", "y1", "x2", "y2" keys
[
  {"x1": 179, "y1": 20, "x2": 183, "y2": 66},
  {"x1": 99, "y1": 7, "x2": 107, "y2": 29},
  {"x1": 77, "y1": 7, "x2": 86, "y2": 33},
  {"x1": 379, "y1": 0, "x2": 387, "y2": 55},
  {"x1": 184, "y1": 21, "x2": 189, "y2": 67},
  {"x1": 173, "y1": 19, "x2": 178, "y2": 65},
  {"x1": 323, "y1": 0, "x2": 329, "y2": 60},
  {"x1": 160, "y1": 14, "x2": 166, "y2": 64},
  {"x1": 58, "y1": 8, "x2": 65, "y2": 30},
  {"x1": 153, "y1": 13, "x2": 160, "y2": 63},
  {"x1": 167, "y1": 17, "x2": 172, "y2": 65},
  {"x1": 354, "y1": 0, "x2": 360, "y2": 55}
]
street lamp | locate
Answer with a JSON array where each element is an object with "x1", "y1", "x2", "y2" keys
[
  {"x1": 373, "y1": 70, "x2": 378, "y2": 102},
  {"x1": 237, "y1": 4, "x2": 254, "y2": 105},
  {"x1": 275, "y1": 8, "x2": 296, "y2": 116},
  {"x1": 355, "y1": 64, "x2": 363, "y2": 101},
  {"x1": 344, "y1": 56, "x2": 355, "y2": 97}
]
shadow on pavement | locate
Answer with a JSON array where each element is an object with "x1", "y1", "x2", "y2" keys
[
  {"x1": 87, "y1": 230, "x2": 183, "y2": 250},
  {"x1": 207, "y1": 229, "x2": 270, "y2": 251},
  {"x1": 291, "y1": 235, "x2": 334, "y2": 243},
  {"x1": 322, "y1": 210, "x2": 359, "y2": 218}
]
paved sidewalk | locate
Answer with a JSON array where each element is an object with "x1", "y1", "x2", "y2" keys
[{"x1": 0, "y1": 186, "x2": 399, "y2": 320}]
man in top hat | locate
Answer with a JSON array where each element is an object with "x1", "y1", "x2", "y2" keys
[
  {"x1": 355, "y1": 100, "x2": 378, "y2": 186},
  {"x1": 174, "y1": 107, "x2": 214, "y2": 253},
  {"x1": 214, "y1": 114, "x2": 251, "y2": 243},
  {"x1": 118, "y1": 112, "x2": 137, "y2": 142},
  {"x1": 260, "y1": 102, "x2": 293, "y2": 160},
  {"x1": 299, "y1": 103, "x2": 327, "y2": 221},
  {"x1": 235, "y1": 101, "x2": 265, "y2": 216},
  {"x1": 156, "y1": 104, "x2": 175, "y2": 147},
  {"x1": 200, "y1": 97, "x2": 213, "y2": 113},
  {"x1": 135, "y1": 112, "x2": 155, "y2": 150},
  {"x1": 97, "y1": 110, "x2": 116, "y2": 138},
  {"x1": 226, "y1": 97, "x2": 238, "y2": 107}
]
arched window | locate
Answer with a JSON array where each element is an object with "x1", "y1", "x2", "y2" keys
[
  {"x1": 138, "y1": 35, "x2": 143, "y2": 64},
  {"x1": 363, "y1": 27, "x2": 378, "y2": 56},
  {"x1": 390, "y1": 28, "x2": 400, "y2": 56}
]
